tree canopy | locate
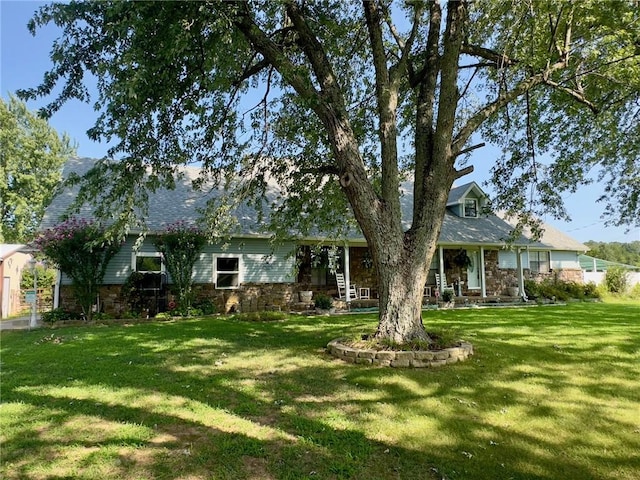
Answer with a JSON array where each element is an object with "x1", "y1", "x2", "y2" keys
[
  {"x1": 20, "y1": 0, "x2": 640, "y2": 342},
  {"x1": 0, "y1": 95, "x2": 75, "y2": 243}
]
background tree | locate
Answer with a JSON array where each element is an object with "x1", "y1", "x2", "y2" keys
[
  {"x1": 35, "y1": 218, "x2": 120, "y2": 322},
  {"x1": 0, "y1": 95, "x2": 75, "y2": 243},
  {"x1": 20, "y1": 1, "x2": 640, "y2": 343}
]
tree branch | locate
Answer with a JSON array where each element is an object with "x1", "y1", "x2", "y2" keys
[
  {"x1": 233, "y1": 3, "x2": 320, "y2": 110},
  {"x1": 456, "y1": 142, "x2": 485, "y2": 157},
  {"x1": 363, "y1": 0, "x2": 400, "y2": 213},
  {"x1": 542, "y1": 77, "x2": 599, "y2": 114},
  {"x1": 285, "y1": 1, "x2": 345, "y2": 110},
  {"x1": 453, "y1": 165, "x2": 474, "y2": 179},
  {"x1": 461, "y1": 44, "x2": 519, "y2": 68}
]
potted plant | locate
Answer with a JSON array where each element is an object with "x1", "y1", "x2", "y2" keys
[
  {"x1": 441, "y1": 289, "x2": 455, "y2": 308},
  {"x1": 505, "y1": 276, "x2": 519, "y2": 297},
  {"x1": 314, "y1": 294, "x2": 334, "y2": 313},
  {"x1": 453, "y1": 249, "x2": 473, "y2": 269},
  {"x1": 299, "y1": 290, "x2": 313, "y2": 303}
]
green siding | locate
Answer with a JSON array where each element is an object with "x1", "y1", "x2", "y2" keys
[
  {"x1": 63, "y1": 236, "x2": 296, "y2": 286},
  {"x1": 198, "y1": 238, "x2": 296, "y2": 284}
]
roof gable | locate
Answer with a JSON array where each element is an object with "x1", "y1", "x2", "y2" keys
[{"x1": 447, "y1": 181, "x2": 487, "y2": 206}]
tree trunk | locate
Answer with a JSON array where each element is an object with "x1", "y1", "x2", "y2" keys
[
  {"x1": 371, "y1": 219, "x2": 443, "y2": 344},
  {"x1": 374, "y1": 258, "x2": 430, "y2": 343}
]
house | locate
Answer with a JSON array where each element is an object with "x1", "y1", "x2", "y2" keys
[
  {"x1": 41, "y1": 157, "x2": 588, "y2": 315},
  {"x1": 0, "y1": 244, "x2": 32, "y2": 318}
]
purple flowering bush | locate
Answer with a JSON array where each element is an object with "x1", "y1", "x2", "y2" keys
[
  {"x1": 35, "y1": 218, "x2": 120, "y2": 321},
  {"x1": 154, "y1": 221, "x2": 208, "y2": 314}
]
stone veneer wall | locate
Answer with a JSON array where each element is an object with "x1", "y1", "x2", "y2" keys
[
  {"x1": 327, "y1": 339, "x2": 474, "y2": 367},
  {"x1": 56, "y1": 260, "x2": 586, "y2": 315},
  {"x1": 348, "y1": 247, "x2": 378, "y2": 296},
  {"x1": 59, "y1": 282, "x2": 300, "y2": 316},
  {"x1": 192, "y1": 283, "x2": 297, "y2": 313}
]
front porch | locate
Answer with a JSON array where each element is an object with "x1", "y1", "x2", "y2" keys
[{"x1": 295, "y1": 244, "x2": 529, "y2": 304}]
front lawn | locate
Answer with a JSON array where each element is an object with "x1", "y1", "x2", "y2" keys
[{"x1": 1, "y1": 301, "x2": 639, "y2": 479}]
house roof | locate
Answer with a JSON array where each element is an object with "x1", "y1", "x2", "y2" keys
[
  {"x1": 580, "y1": 254, "x2": 640, "y2": 272},
  {"x1": 0, "y1": 244, "x2": 26, "y2": 261},
  {"x1": 447, "y1": 181, "x2": 486, "y2": 206},
  {"x1": 41, "y1": 157, "x2": 588, "y2": 252}
]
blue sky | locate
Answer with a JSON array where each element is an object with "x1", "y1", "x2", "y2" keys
[{"x1": 2, "y1": 1, "x2": 638, "y2": 244}]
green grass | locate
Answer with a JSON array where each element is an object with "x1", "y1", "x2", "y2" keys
[{"x1": 1, "y1": 301, "x2": 639, "y2": 480}]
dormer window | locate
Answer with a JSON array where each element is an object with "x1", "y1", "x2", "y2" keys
[{"x1": 464, "y1": 199, "x2": 478, "y2": 218}]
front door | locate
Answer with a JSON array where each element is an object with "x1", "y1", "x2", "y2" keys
[{"x1": 466, "y1": 250, "x2": 480, "y2": 290}]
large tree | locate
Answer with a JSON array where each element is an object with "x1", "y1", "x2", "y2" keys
[
  {"x1": 0, "y1": 95, "x2": 75, "y2": 243},
  {"x1": 20, "y1": 1, "x2": 640, "y2": 342}
]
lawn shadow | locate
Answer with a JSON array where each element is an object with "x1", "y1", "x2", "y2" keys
[{"x1": 2, "y1": 303, "x2": 639, "y2": 479}]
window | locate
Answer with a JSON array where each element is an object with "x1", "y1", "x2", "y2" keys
[
  {"x1": 215, "y1": 255, "x2": 241, "y2": 289},
  {"x1": 464, "y1": 198, "x2": 478, "y2": 218},
  {"x1": 529, "y1": 251, "x2": 550, "y2": 273},
  {"x1": 133, "y1": 253, "x2": 163, "y2": 272}
]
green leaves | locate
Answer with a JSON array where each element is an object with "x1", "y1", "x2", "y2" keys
[
  {"x1": 0, "y1": 95, "x2": 74, "y2": 243},
  {"x1": 153, "y1": 222, "x2": 208, "y2": 311},
  {"x1": 35, "y1": 218, "x2": 120, "y2": 321}
]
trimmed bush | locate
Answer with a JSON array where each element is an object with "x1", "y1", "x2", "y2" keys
[{"x1": 314, "y1": 294, "x2": 333, "y2": 310}]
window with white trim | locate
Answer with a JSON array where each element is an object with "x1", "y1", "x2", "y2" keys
[
  {"x1": 214, "y1": 255, "x2": 241, "y2": 289},
  {"x1": 529, "y1": 251, "x2": 550, "y2": 273},
  {"x1": 464, "y1": 198, "x2": 478, "y2": 218},
  {"x1": 133, "y1": 253, "x2": 164, "y2": 273}
]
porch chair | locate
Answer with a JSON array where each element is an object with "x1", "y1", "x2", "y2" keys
[
  {"x1": 435, "y1": 273, "x2": 455, "y2": 294},
  {"x1": 335, "y1": 272, "x2": 359, "y2": 301}
]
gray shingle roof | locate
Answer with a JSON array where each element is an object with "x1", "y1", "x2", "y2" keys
[{"x1": 41, "y1": 157, "x2": 587, "y2": 252}]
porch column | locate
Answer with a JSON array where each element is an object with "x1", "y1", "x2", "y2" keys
[
  {"x1": 344, "y1": 245, "x2": 352, "y2": 303},
  {"x1": 480, "y1": 247, "x2": 487, "y2": 298},
  {"x1": 53, "y1": 269, "x2": 61, "y2": 309},
  {"x1": 516, "y1": 247, "x2": 525, "y2": 297},
  {"x1": 438, "y1": 246, "x2": 445, "y2": 291}
]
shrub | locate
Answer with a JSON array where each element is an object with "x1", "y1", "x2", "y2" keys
[
  {"x1": 35, "y1": 218, "x2": 120, "y2": 322},
  {"x1": 441, "y1": 289, "x2": 454, "y2": 303},
  {"x1": 120, "y1": 272, "x2": 147, "y2": 314},
  {"x1": 525, "y1": 277, "x2": 601, "y2": 301},
  {"x1": 582, "y1": 282, "x2": 601, "y2": 299},
  {"x1": 154, "y1": 222, "x2": 208, "y2": 312},
  {"x1": 41, "y1": 308, "x2": 79, "y2": 323},
  {"x1": 314, "y1": 294, "x2": 333, "y2": 310},
  {"x1": 604, "y1": 266, "x2": 629, "y2": 294},
  {"x1": 193, "y1": 299, "x2": 217, "y2": 315}
]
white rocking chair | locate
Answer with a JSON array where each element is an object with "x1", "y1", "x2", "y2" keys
[
  {"x1": 435, "y1": 273, "x2": 455, "y2": 293},
  {"x1": 336, "y1": 273, "x2": 358, "y2": 301}
]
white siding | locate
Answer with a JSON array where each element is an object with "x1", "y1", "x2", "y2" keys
[{"x1": 550, "y1": 251, "x2": 581, "y2": 270}]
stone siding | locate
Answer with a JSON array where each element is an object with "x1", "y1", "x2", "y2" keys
[{"x1": 59, "y1": 282, "x2": 301, "y2": 316}]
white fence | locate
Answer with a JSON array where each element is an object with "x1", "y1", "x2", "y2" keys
[{"x1": 584, "y1": 271, "x2": 640, "y2": 287}]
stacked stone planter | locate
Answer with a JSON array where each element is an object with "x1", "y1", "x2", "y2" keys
[{"x1": 327, "y1": 339, "x2": 474, "y2": 367}]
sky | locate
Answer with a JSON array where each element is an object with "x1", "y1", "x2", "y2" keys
[{"x1": 2, "y1": 1, "x2": 639, "y2": 245}]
